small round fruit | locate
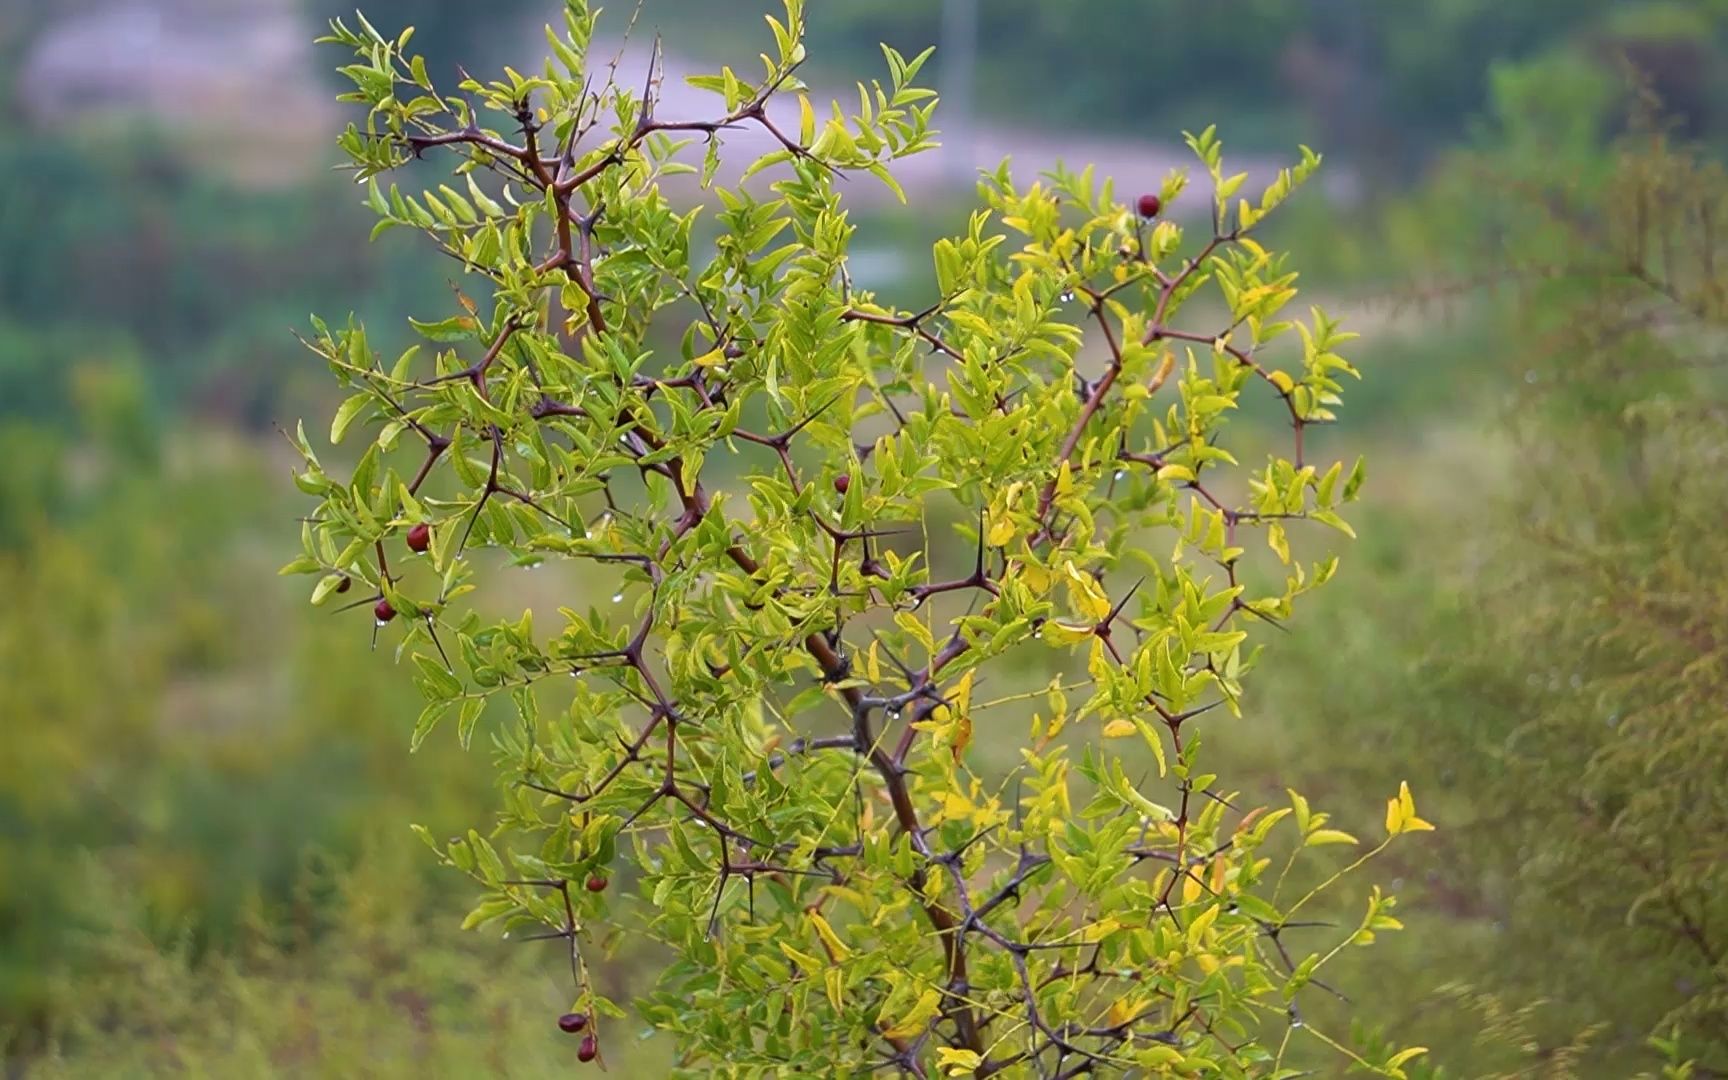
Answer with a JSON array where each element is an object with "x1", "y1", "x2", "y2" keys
[
  {"x1": 374, "y1": 598, "x2": 396, "y2": 623},
  {"x1": 406, "y1": 522, "x2": 431, "y2": 553},
  {"x1": 1136, "y1": 193, "x2": 1162, "y2": 218},
  {"x1": 585, "y1": 875, "x2": 608, "y2": 893},
  {"x1": 833, "y1": 473, "x2": 851, "y2": 495},
  {"x1": 558, "y1": 1012, "x2": 589, "y2": 1034},
  {"x1": 577, "y1": 1034, "x2": 599, "y2": 1063}
]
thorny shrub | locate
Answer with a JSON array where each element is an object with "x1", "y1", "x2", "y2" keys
[{"x1": 285, "y1": 2, "x2": 1431, "y2": 1075}]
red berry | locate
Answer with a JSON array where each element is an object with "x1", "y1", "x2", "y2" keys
[
  {"x1": 335, "y1": 575, "x2": 353, "y2": 594},
  {"x1": 577, "y1": 1034, "x2": 599, "y2": 1063},
  {"x1": 834, "y1": 473, "x2": 851, "y2": 495},
  {"x1": 374, "y1": 598, "x2": 396, "y2": 623},
  {"x1": 1136, "y1": 193, "x2": 1162, "y2": 218},
  {"x1": 406, "y1": 522, "x2": 431, "y2": 553},
  {"x1": 558, "y1": 1012, "x2": 589, "y2": 1034},
  {"x1": 585, "y1": 875, "x2": 608, "y2": 893}
]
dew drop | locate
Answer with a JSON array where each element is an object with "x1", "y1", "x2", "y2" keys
[
  {"x1": 1289, "y1": 1018, "x2": 1305, "y2": 1030},
  {"x1": 612, "y1": 592, "x2": 624, "y2": 603},
  {"x1": 1060, "y1": 290, "x2": 1075, "y2": 303},
  {"x1": 502, "y1": 931, "x2": 511, "y2": 939},
  {"x1": 375, "y1": 619, "x2": 390, "y2": 628},
  {"x1": 1113, "y1": 470, "x2": 1126, "y2": 481}
]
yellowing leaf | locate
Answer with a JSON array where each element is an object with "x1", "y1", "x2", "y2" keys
[
  {"x1": 881, "y1": 987, "x2": 942, "y2": 1039},
  {"x1": 798, "y1": 94, "x2": 815, "y2": 145},
  {"x1": 1187, "y1": 903, "x2": 1219, "y2": 946},
  {"x1": 1079, "y1": 916, "x2": 1121, "y2": 943},
  {"x1": 1101, "y1": 718, "x2": 1136, "y2": 738},
  {"x1": 779, "y1": 941, "x2": 823, "y2": 976},
  {"x1": 1305, "y1": 829, "x2": 1359, "y2": 847},
  {"x1": 937, "y1": 1047, "x2": 982, "y2": 1076},
  {"x1": 1385, "y1": 780, "x2": 1435, "y2": 836},
  {"x1": 692, "y1": 346, "x2": 725, "y2": 368},
  {"x1": 1062, "y1": 561, "x2": 1112, "y2": 622},
  {"x1": 1386, "y1": 1047, "x2": 1429, "y2": 1072},
  {"x1": 1055, "y1": 459, "x2": 1075, "y2": 497},
  {"x1": 1268, "y1": 521, "x2": 1290, "y2": 565},
  {"x1": 1041, "y1": 620, "x2": 1094, "y2": 646},
  {"x1": 1131, "y1": 716, "x2": 1169, "y2": 777},
  {"x1": 824, "y1": 966, "x2": 845, "y2": 1010},
  {"x1": 809, "y1": 912, "x2": 852, "y2": 962},
  {"x1": 1105, "y1": 997, "x2": 1148, "y2": 1027}
]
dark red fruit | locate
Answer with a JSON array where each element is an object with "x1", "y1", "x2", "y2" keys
[
  {"x1": 585, "y1": 875, "x2": 608, "y2": 893},
  {"x1": 577, "y1": 1034, "x2": 599, "y2": 1063},
  {"x1": 374, "y1": 598, "x2": 396, "y2": 623},
  {"x1": 336, "y1": 575, "x2": 353, "y2": 594},
  {"x1": 558, "y1": 1012, "x2": 589, "y2": 1034},
  {"x1": 833, "y1": 473, "x2": 851, "y2": 495},
  {"x1": 1136, "y1": 192, "x2": 1162, "y2": 218},
  {"x1": 406, "y1": 522, "x2": 431, "y2": 553}
]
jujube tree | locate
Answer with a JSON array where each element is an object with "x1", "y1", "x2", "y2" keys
[{"x1": 285, "y1": 2, "x2": 1429, "y2": 1074}]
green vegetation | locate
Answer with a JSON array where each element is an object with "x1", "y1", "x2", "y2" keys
[
  {"x1": 4, "y1": 1, "x2": 1728, "y2": 1076},
  {"x1": 288, "y1": 3, "x2": 1429, "y2": 1073}
]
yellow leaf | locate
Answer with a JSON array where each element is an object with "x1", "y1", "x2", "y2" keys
[
  {"x1": 1041, "y1": 620, "x2": 1094, "y2": 646},
  {"x1": 1186, "y1": 903, "x2": 1219, "y2": 946},
  {"x1": 1305, "y1": 829, "x2": 1359, "y2": 847},
  {"x1": 952, "y1": 668, "x2": 974, "y2": 715},
  {"x1": 809, "y1": 912, "x2": 852, "y2": 962},
  {"x1": 1387, "y1": 780, "x2": 1434, "y2": 836},
  {"x1": 798, "y1": 94, "x2": 815, "y2": 145},
  {"x1": 866, "y1": 641, "x2": 882, "y2": 683},
  {"x1": 951, "y1": 708, "x2": 973, "y2": 761},
  {"x1": 779, "y1": 941, "x2": 823, "y2": 976},
  {"x1": 1062, "y1": 561, "x2": 1112, "y2": 622},
  {"x1": 1101, "y1": 717, "x2": 1136, "y2": 738},
  {"x1": 1105, "y1": 997, "x2": 1148, "y2": 1027},
  {"x1": 1386, "y1": 1047, "x2": 1429, "y2": 1072},
  {"x1": 1148, "y1": 349, "x2": 1177, "y2": 392},
  {"x1": 1055, "y1": 460, "x2": 1075, "y2": 497},
  {"x1": 936, "y1": 1047, "x2": 982, "y2": 1076},
  {"x1": 691, "y1": 346, "x2": 725, "y2": 368},
  {"x1": 882, "y1": 987, "x2": 942, "y2": 1039},
  {"x1": 1268, "y1": 369, "x2": 1295, "y2": 394},
  {"x1": 1079, "y1": 916, "x2": 1121, "y2": 943},
  {"x1": 824, "y1": 966, "x2": 845, "y2": 1010},
  {"x1": 1134, "y1": 717, "x2": 1168, "y2": 777},
  {"x1": 1268, "y1": 521, "x2": 1290, "y2": 565}
]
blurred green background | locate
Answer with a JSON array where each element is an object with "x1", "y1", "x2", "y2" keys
[{"x1": 4, "y1": 0, "x2": 1728, "y2": 1075}]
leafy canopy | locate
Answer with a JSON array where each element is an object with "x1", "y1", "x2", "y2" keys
[{"x1": 288, "y1": 2, "x2": 1427, "y2": 1074}]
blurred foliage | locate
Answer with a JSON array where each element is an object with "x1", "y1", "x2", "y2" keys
[
  {"x1": 0, "y1": 379, "x2": 507, "y2": 1045},
  {"x1": 646, "y1": 0, "x2": 1728, "y2": 174},
  {"x1": 1229, "y1": 67, "x2": 1728, "y2": 1076},
  {"x1": 15, "y1": 844, "x2": 659, "y2": 1077}
]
